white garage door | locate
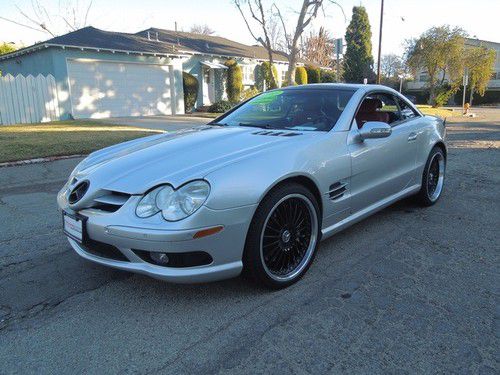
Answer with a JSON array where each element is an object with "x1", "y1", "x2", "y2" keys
[{"x1": 67, "y1": 60, "x2": 175, "y2": 118}]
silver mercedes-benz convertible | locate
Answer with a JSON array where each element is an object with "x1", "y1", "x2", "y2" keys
[{"x1": 58, "y1": 84, "x2": 446, "y2": 288}]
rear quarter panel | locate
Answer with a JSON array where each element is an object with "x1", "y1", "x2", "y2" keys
[{"x1": 415, "y1": 115, "x2": 447, "y2": 178}]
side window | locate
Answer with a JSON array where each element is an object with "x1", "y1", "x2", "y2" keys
[
  {"x1": 397, "y1": 98, "x2": 419, "y2": 121},
  {"x1": 355, "y1": 93, "x2": 401, "y2": 128}
]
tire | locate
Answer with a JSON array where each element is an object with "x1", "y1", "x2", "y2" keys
[
  {"x1": 243, "y1": 183, "x2": 321, "y2": 289},
  {"x1": 416, "y1": 146, "x2": 446, "y2": 206}
]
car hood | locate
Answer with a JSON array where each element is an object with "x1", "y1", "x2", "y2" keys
[{"x1": 71, "y1": 126, "x2": 311, "y2": 194}]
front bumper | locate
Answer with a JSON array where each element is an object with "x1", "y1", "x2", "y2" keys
[{"x1": 59, "y1": 193, "x2": 256, "y2": 283}]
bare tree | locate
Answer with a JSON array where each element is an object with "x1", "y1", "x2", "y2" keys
[
  {"x1": 189, "y1": 24, "x2": 216, "y2": 35},
  {"x1": 380, "y1": 54, "x2": 404, "y2": 78},
  {"x1": 0, "y1": 0, "x2": 93, "y2": 37},
  {"x1": 274, "y1": 0, "x2": 331, "y2": 83},
  {"x1": 267, "y1": 17, "x2": 284, "y2": 52},
  {"x1": 234, "y1": 0, "x2": 279, "y2": 88},
  {"x1": 301, "y1": 26, "x2": 334, "y2": 67}
]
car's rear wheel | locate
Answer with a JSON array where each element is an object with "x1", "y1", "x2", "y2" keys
[
  {"x1": 416, "y1": 146, "x2": 446, "y2": 206},
  {"x1": 243, "y1": 183, "x2": 321, "y2": 289}
]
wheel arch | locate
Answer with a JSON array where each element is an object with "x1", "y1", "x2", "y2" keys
[
  {"x1": 433, "y1": 141, "x2": 447, "y2": 159},
  {"x1": 260, "y1": 174, "x2": 323, "y2": 218}
]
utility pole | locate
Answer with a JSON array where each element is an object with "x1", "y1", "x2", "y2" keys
[
  {"x1": 462, "y1": 68, "x2": 469, "y2": 114},
  {"x1": 376, "y1": 0, "x2": 384, "y2": 84},
  {"x1": 335, "y1": 38, "x2": 343, "y2": 82}
]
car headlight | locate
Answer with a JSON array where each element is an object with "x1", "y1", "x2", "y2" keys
[{"x1": 135, "y1": 180, "x2": 210, "y2": 221}]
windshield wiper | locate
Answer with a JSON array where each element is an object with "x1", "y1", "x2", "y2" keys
[
  {"x1": 208, "y1": 122, "x2": 227, "y2": 127},
  {"x1": 238, "y1": 123, "x2": 274, "y2": 129}
]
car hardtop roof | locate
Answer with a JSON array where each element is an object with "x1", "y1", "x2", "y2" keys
[{"x1": 275, "y1": 83, "x2": 396, "y2": 93}]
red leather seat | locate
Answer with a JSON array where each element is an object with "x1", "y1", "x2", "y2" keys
[{"x1": 356, "y1": 98, "x2": 390, "y2": 128}]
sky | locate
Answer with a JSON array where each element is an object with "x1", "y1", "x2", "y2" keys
[{"x1": 1, "y1": 0, "x2": 499, "y2": 60}]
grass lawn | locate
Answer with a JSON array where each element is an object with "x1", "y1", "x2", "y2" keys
[
  {"x1": 416, "y1": 105, "x2": 458, "y2": 118},
  {"x1": 0, "y1": 120, "x2": 163, "y2": 163}
]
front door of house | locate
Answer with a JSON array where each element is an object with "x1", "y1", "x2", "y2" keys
[{"x1": 202, "y1": 67, "x2": 215, "y2": 105}]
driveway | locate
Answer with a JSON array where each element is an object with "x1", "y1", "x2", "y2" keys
[
  {"x1": 96, "y1": 115, "x2": 211, "y2": 131},
  {"x1": 0, "y1": 115, "x2": 498, "y2": 374}
]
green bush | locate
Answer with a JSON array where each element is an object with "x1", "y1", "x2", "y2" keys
[
  {"x1": 241, "y1": 86, "x2": 260, "y2": 100},
  {"x1": 320, "y1": 69, "x2": 336, "y2": 83},
  {"x1": 305, "y1": 66, "x2": 321, "y2": 83},
  {"x1": 295, "y1": 66, "x2": 308, "y2": 85},
  {"x1": 258, "y1": 62, "x2": 278, "y2": 90},
  {"x1": 224, "y1": 59, "x2": 243, "y2": 103},
  {"x1": 182, "y1": 72, "x2": 199, "y2": 112},
  {"x1": 207, "y1": 100, "x2": 233, "y2": 113},
  {"x1": 280, "y1": 80, "x2": 297, "y2": 87}
]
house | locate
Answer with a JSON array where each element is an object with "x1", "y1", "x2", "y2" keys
[
  {"x1": 0, "y1": 26, "x2": 298, "y2": 121},
  {"x1": 406, "y1": 38, "x2": 500, "y2": 103}
]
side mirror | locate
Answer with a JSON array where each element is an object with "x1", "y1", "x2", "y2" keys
[{"x1": 358, "y1": 121, "x2": 392, "y2": 140}]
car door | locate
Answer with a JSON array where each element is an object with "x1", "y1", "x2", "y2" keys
[{"x1": 348, "y1": 92, "x2": 419, "y2": 213}]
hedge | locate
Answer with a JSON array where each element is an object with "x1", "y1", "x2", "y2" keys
[
  {"x1": 305, "y1": 66, "x2": 321, "y2": 83},
  {"x1": 295, "y1": 66, "x2": 308, "y2": 85},
  {"x1": 182, "y1": 72, "x2": 199, "y2": 112},
  {"x1": 207, "y1": 100, "x2": 233, "y2": 113},
  {"x1": 258, "y1": 62, "x2": 278, "y2": 90},
  {"x1": 224, "y1": 59, "x2": 243, "y2": 103},
  {"x1": 320, "y1": 69, "x2": 336, "y2": 83}
]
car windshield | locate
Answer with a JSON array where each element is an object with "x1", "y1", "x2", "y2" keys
[{"x1": 214, "y1": 88, "x2": 355, "y2": 131}]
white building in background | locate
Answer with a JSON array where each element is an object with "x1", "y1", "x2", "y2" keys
[{"x1": 406, "y1": 38, "x2": 500, "y2": 101}]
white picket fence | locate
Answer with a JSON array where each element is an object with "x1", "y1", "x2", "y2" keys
[{"x1": 0, "y1": 74, "x2": 61, "y2": 125}]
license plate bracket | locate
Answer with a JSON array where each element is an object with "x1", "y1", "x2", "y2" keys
[{"x1": 62, "y1": 211, "x2": 88, "y2": 243}]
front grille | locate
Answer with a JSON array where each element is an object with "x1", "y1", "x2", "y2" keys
[
  {"x1": 81, "y1": 239, "x2": 129, "y2": 262},
  {"x1": 69, "y1": 180, "x2": 90, "y2": 204}
]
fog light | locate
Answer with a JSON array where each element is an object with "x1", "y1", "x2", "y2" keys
[{"x1": 150, "y1": 252, "x2": 169, "y2": 265}]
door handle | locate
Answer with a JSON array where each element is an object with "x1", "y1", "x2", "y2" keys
[{"x1": 408, "y1": 132, "x2": 418, "y2": 141}]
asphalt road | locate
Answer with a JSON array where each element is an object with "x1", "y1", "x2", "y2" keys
[{"x1": 0, "y1": 112, "x2": 499, "y2": 374}]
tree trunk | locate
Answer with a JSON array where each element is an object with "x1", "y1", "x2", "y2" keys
[
  {"x1": 266, "y1": 49, "x2": 277, "y2": 88},
  {"x1": 286, "y1": 46, "x2": 298, "y2": 84},
  {"x1": 428, "y1": 83, "x2": 436, "y2": 106},
  {"x1": 468, "y1": 83, "x2": 474, "y2": 107}
]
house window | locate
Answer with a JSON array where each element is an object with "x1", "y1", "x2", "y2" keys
[
  {"x1": 281, "y1": 69, "x2": 287, "y2": 83},
  {"x1": 419, "y1": 73, "x2": 429, "y2": 82},
  {"x1": 243, "y1": 66, "x2": 254, "y2": 82}
]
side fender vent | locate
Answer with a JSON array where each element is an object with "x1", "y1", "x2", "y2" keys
[{"x1": 328, "y1": 182, "x2": 348, "y2": 200}]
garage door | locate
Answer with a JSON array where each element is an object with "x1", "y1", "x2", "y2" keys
[{"x1": 67, "y1": 60, "x2": 175, "y2": 118}]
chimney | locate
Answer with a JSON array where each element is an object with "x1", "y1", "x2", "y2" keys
[
  {"x1": 147, "y1": 31, "x2": 151, "y2": 40},
  {"x1": 156, "y1": 32, "x2": 159, "y2": 42}
]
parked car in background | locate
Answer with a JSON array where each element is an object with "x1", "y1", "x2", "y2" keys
[{"x1": 58, "y1": 84, "x2": 447, "y2": 289}]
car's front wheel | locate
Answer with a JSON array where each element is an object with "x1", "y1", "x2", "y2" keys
[
  {"x1": 416, "y1": 146, "x2": 446, "y2": 206},
  {"x1": 243, "y1": 183, "x2": 321, "y2": 289}
]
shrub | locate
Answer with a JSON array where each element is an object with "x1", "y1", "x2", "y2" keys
[
  {"x1": 258, "y1": 62, "x2": 278, "y2": 90},
  {"x1": 241, "y1": 86, "x2": 260, "y2": 101},
  {"x1": 207, "y1": 100, "x2": 233, "y2": 113},
  {"x1": 295, "y1": 66, "x2": 308, "y2": 85},
  {"x1": 434, "y1": 84, "x2": 459, "y2": 107},
  {"x1": 224, "y1": 59, "x2": 243, "y2": 103},
  {"x1": 280, "y1": 80, "x2": 297, "y2": 87},
  {"x1": 305, "y1": 66, "x2": 321, "y2": 83},
  {"x1": 182, "y1": 72, "x2": 199, "y2": 112},
  {"x1": 320, "y1": 69, "x2": 336, "y2": 83}
]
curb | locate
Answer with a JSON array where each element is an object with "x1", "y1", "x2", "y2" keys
[{"x1": 0, "y1": 154, "x2": 85, "y2": 168}]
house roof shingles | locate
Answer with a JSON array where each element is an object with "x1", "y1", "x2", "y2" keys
[{"x1": 1, "y1": 26, "x2": 296, "y2": 63}]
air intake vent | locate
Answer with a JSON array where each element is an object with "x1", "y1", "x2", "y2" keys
[
  {"x1": 252, "y1": 131, "x2": 301, "y2": 137},
  {"x1": 92, "y1": 191, "x2": 131, "y2": 212},
  {"x1": 328, "y1": 182, "x2": 348, "y2": 200}
]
